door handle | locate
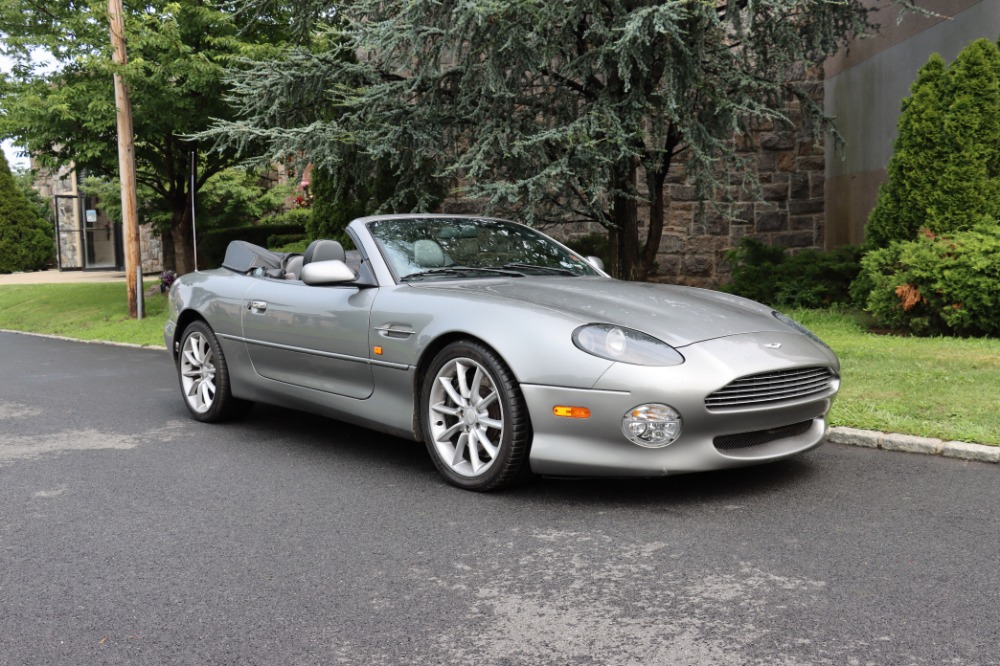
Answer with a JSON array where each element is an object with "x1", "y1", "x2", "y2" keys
[{"x1": 247, "y1": 300, "x2": 267, "y2": 313}]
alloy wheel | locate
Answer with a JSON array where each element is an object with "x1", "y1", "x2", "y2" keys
[
  {"x1": 180, "y1": 331, "x2": 216, "y2": 414},
  {"x1": 427, "y1": 357, "x2": 505, "y2": 477}
]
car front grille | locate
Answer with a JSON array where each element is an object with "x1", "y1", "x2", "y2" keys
[
  {"x1": 705, "y1": 366, "x2": 835, "y2": 410},
  {"x1": 713, "y1": 420, "x2": 815, "y2": 451}
]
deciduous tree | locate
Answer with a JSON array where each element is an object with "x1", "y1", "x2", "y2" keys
[{"x1": 0, "y1": 0, "x2": 292, "y2": 273}]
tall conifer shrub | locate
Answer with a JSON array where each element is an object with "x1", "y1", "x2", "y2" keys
[
  {"x1": 865, "y1": 39, "x2": 1000, "y2": 248},
  {"x1": 0, "y1": 153, "x2": 53, "y2": 273}
]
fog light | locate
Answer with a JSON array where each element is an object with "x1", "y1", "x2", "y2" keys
[{"x1": 622, "y1": 404, "x2": 682, "y2": 448}]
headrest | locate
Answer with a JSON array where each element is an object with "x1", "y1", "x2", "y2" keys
[
  {"x1": 413, "y1": 239, "x2": 446, "y2": 267},
  {"x1": 303, "y1": 239, "x2": 346, "y2": 265}
]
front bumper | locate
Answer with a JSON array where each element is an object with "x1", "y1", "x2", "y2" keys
[{"x1": 524, "y1": 331, "x2": 839, "y2": 477}]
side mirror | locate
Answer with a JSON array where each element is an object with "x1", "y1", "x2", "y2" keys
[
  {"x1": 586, "y1": 255, "x2": 605, "y2": 272},
  {"x1": 301, "y1": 259, "x2": 357, "y2": 285}
]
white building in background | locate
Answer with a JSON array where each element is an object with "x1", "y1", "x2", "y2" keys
[{"x1": 32, "y1": 161, "x2": 162, "y2": 273}]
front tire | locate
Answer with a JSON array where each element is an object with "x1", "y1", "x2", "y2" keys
[
  {"x1": 421, "y1": 341, "x2": 531, "y2": 491},
  {"x1": 177, "y1": 321, "x2": 250, "y2": 422}
]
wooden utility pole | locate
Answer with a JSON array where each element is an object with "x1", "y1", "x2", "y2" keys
[{"x1": 108, "y1": 0, "x2": 143, "y2": 319}]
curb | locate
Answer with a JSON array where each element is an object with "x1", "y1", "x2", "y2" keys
[
  {"x1": 0, "y1": 328, "x2": 167, "y2": 352},
  {"x1": 827, "y1": 426, "x2": 999, "y2": 465}
]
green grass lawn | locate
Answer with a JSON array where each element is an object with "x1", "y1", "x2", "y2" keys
[
  {"x1": 792, "y1": 308, "x2": 1000, "y2": 446},
  {"x1": 0, "y1": 282, "x2": 169, "y2": 347},
  {"x1": 1, "y1": 282, "x2": 997, "y2": 445}
]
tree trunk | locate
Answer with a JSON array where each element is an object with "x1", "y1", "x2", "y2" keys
[
  {"x1": 641, "y1": 128, "x2": 679, "y2": 280},
  {"x1": 161, "y1": 231, "x2": 176, "y2": 272},
  {"x1": 608, "y1": 157, "x2": 641, "y2": 281},
  {"x1": 641, "y1": 166, "x2": 670, "y2": 279},
  {"x1": 170, "y1": 205, "x2": 195, "y2": 275}
]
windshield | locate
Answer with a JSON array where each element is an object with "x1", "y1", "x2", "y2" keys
[{"x1": 366, "y1": 217, "x2": 601, "y2": 281}]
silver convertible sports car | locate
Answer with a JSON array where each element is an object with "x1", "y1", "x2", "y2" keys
[{"x1": 165, "y1": 214, "x2": 840, "y2": 491}]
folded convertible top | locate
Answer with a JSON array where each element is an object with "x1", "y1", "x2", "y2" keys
[{"x1": 221, "y1": 241, "x2": 286, "y2": 274}]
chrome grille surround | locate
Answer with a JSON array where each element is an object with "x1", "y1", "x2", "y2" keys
[{"x1": 705, "y1": 366, "x2": 835, "y2": 410}]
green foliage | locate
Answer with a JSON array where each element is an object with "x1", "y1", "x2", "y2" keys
[
  {"x1": 12, "y1": 168, "x2": 54, "y2": 225},
  {"x1": 265, "y1": 207, "x2": 312, "y2": 228},
  {"x1": 269, "y1": 239, "x2": 310, "y2": 254},
  {"x1": 207, "y1": 0, "x2": 895, "y2": 280},
  {"x1": 265, "y1": 233, "x2": 308, "y2": 249},
  {"x1": 307, "y1": 162, "x2": 442, "y2": 242},
  {"x1": 0, "y1": 0, "x2": 295, "y2": 273},
  {"x1": 198, "y1": 222, "x2": 308, "y2": 268},
  {"x1": 866, "y1": 39, "x2": 1000, "y2": 248},
  {"x1": 723, "y1": 237, "x2": 862, "y2": 308},
  {"x1": 858, "y1": 219, "x2": 1000, "y2": 336},
  {"x1": 195, "y1": 169, "x2": 292, "y2": 231},
  {"x1": 0, "y1": 152, "x2": 53, "y2": 273},
  {"x1": 308, "y1": 166, "x2": 367, "y2": 241}
]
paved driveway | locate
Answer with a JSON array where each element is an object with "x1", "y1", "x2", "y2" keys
[{"x1": 1, "y1": 332, "x2": 997, "y2": 665}]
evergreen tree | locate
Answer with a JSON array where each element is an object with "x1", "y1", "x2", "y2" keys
[
  {"x1": 0, "y1": 151, "x2": 52, "y2": 273},
  {"x1": 932, "y1": 39, "x2": 1000, "y2": 232},
  {"x1": 210, "y1": 0, "x2": 901, "y2": 280},
  {"x1": 866, "y1": 39, "x2": 1000, "y2": 248}
]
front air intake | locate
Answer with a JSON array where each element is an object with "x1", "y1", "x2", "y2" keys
[
  {"x1": 713, "y1": 420, "x2": 815, "y2": 451},
  {"x1": 705, "y1": 367, "x2": 834, "y2": 410}
]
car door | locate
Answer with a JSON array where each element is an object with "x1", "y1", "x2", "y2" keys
[{"x1": 240, "y1": 278, "x2": 376, "y2": 399}]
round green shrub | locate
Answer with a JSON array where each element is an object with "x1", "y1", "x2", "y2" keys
[{"x1": 858, "y1": 219, "x2": 1000, "y2": 336}]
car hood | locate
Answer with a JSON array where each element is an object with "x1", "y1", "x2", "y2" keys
[{"x1": 416, "y1": 277, "x2": 785, "y2": 347}]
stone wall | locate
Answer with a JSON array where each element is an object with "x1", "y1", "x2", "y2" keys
[{"x1": 655, "y1": 123, "x2": 826, "y2": 288}]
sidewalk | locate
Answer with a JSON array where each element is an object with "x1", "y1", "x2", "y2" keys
[{"x1": 0, "y1": 269, "x2": 127, "y2": 285}]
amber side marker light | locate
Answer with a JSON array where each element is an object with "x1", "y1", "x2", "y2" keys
[
  {"x1": 553, "y1": 406, "x2": 591, "y2": 418},
  {"x1": 373, "y1": 346, "x2": 383, "y2": 356}
]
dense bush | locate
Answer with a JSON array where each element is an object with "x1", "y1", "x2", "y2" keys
[
  {"x1": 866, "y1": 39, "x2": 1000, "y2": 249},
  {"x1": 722, "y1": 237, "x2": 862, "y2": 308},
  {"x1": 195, "y1": 168, "x2": 294, "y2": 231},
  {"x1": 563, "y1": 232, "x2": 610, "y2": 269},
  {"x1": 857, "y1": 220, "x2": 1000, "y2": 336},
  {"x1": 265, "y1": 233, "x2": 308, "y2": 249},
  {"x1": 270, "y1": 239, "x2": 310, "y2": 254},
  {"x1": 198, "y1": 222, "x2": 308, "y2": 268},
  {"x1": 266, "y1": 207, "x2": 312, "y2": 228},
  {"x1": 0, "y1": 153, "x2": 53, "y2": 273}
]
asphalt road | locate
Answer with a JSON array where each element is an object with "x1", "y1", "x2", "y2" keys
[{"x1": 1, "y1": 332, "x2": 997, "y2": 666}]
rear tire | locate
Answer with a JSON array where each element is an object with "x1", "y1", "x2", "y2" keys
[
  {"x1": 421, "y1": 341, "x2": 531, "y2": 491},
  {"x1": 177, "y1": 321, "x2": 251, "y2": 422}
]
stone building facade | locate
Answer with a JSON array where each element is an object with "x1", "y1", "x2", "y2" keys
[{"x1": 32, "y1": 162, "x2": 163, "y2": 273}]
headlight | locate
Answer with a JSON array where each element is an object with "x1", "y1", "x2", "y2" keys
[
  {"x1": 572, "y1": 324, "x2": 684, "y2": 366},
  {"x1": 772, "y1": 311, "x2": 828, "y2": 347}
]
